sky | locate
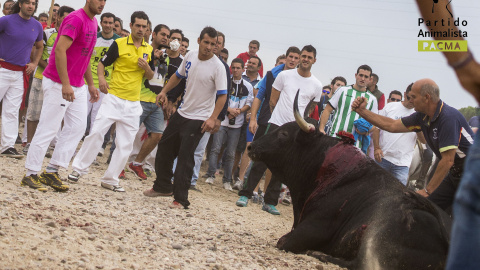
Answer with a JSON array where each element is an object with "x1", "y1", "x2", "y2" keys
[{"x1": 35, "y1": 0, "x2": 480, "y2": 109}]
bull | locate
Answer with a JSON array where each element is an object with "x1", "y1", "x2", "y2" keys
[{"x1": 247, "y1": 91, "x2": 451, "y2": 270}]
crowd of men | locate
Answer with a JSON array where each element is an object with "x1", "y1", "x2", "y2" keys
[{"x1": 1, "y1": 0, "x2": 480, "y2": 268}]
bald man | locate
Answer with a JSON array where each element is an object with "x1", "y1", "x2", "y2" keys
[{"x1": 351, "y1": 78, "x2": 474, "y2": 211}]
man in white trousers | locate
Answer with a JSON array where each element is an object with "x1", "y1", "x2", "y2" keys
[
  {"x1": 0, "y1": 0, "x2": 43, "y2": 159},
  {"x1": 68, "y1": 11, "x2": 154, "y2": 192},
  {"x1": 22, "y1": 0, "x2": 105, "y2": 192}
]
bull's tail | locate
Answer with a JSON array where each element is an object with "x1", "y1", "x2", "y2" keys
[{"x1": 306, "y1": 250, "x2": 355, "y2": 269}]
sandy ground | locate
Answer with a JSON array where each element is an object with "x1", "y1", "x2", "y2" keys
[{"x1": 0, "y1": 129, "x2": 344, "y2": 270}]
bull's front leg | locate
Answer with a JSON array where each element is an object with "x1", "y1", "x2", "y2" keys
[{"x1": 276, "y1": 231, "x2": 293, "y2": 250}]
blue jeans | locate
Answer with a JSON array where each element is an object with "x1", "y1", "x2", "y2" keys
[
  {"x1": 207, "y1": 126, "x2": 241, "y2": 183},
  {"x1": 446, "y1": 132, "x2": 480, "y2": 269},
  {"x1": 377, "y1": 158, "x2": 409, "y2": 185},
  {"x1": 139, "y1": 101, "x2": 165, "y2": 134}
]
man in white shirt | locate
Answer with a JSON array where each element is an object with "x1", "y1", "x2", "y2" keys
[
  {"x1": 143, "y1": 26, "x2": 228, "y2": 209},
  {"x1": 236, "y1": 45, "x2": 322, "y2": 215},
  {"x1": 372, "y1": 83, "x2": 425, "y2": 185}
]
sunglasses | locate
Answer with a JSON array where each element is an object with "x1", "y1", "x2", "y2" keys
[
  {"x1": 322, "y1": 89, "x2": 330, "y2": 94},
  {"x1": 390, "y1": 98, "x2": 401, "y2": 102}
]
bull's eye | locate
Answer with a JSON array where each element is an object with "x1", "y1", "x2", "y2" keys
[{"x1": 278, "y1": 130, "x2": 289, "y2": 141}]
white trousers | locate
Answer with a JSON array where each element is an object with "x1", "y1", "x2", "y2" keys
[
  {"x1": 72, "y1": 94, "x2": 141, "y2": 186},
  {"x1": 87, "y1": 89, "x2": 106, "y2": 133},
  {"x1": 25, "y1": 77, "x2": 88, "y2": 172},
  {"x1": 0, "y1": 68, "x2": 24, "y2": 152},
  {"x1": 128, "y1": 124, "x2": 157, "y2": 168}
]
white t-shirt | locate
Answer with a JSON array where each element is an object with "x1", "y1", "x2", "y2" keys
[
  {"x1": 221, "y1": 78, "x2": 254, "y2": 128},
  {"x1": 379, "y1": 102, "x2": 417, "y2": 166},
  {"x1": 268, "y1": 69, "x2": 322, "y2": 126},
  {"x1": 176, "y1": 51, "x2": 228, "y2": 121}
]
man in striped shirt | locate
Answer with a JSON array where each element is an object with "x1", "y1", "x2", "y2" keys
[{"x1": 319, "y1": 64, "x2": 378, "y2": 149}]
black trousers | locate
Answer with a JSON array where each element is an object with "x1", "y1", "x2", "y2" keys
[
  {"x1": 238, "y1": 123, "x2": 282, "y2": 206},
  {"x1": 153, "y1": 112, "x2": 204, "y2": 208},
  {"x1": 428, "y1": 170, "x2": 462, "y2": 211}
]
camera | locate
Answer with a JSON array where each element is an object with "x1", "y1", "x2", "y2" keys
[{"x1": 229, "y1": 117, "x2": 236, "y2": 125}]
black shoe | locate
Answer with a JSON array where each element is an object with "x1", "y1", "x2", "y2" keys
[
  {"x1": 39, "y1": 171, "x2": 69, "y2": 192},
  {"x1": 15, "y1": 134, "x2": 22, "y2": 144},
  {"x1": 1, "y1": 147, "x2": 24, "y2": 159},
  {"x1": 189, "y1": 185, "x2": 202, "y2": 192}
]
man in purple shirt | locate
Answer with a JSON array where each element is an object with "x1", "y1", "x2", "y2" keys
[
  {"x1": 0, "y1": 0, "x2": 43, "y2": 159},
  {"x1": 22, "y1": 0, "x2": 106, "y2": 192}
]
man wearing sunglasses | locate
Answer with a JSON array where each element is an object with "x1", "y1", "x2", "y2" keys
[
  {"x1": 387, "y1": 90, "x2": 402, "y2": 103},
  {"x1": 371, "y1": 83, "x2": 426, "y2": 186}
]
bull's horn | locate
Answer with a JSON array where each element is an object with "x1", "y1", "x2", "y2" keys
[{"x1": 294, "y1": 89, "x2": 315, "y2": 133}]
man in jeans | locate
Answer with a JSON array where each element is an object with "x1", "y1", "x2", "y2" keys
[{"x1": 205, "y1": 58, "x2": 253, "y2": 190}]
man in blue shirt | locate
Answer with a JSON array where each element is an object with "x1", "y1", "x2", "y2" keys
[{"x1": 352, "y1": 78, "x2": 474, "y2": 211}]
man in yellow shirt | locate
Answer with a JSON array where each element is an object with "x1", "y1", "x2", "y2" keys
[{"x1": 68, "y1": 11, "x2": 154, "y2": 192}]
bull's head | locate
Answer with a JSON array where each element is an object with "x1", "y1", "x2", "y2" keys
[{"x1": 248, "y1": 90, "x2": 339, "y2": 185}]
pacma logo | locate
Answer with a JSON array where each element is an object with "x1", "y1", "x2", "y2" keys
[{"x1": 432, "y1": 0, "x2": 453, "y2": 18}]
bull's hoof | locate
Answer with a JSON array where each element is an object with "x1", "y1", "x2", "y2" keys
[{"x1": 276, "y1": 233, "x2": 291, "y2": 250}]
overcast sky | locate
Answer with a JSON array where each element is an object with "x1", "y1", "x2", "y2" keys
[{"x1": 36, "y1": 0, "x2": 480, "y2": 109}]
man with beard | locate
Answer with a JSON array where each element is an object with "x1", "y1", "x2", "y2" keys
[
  {"x1": 0, "y1": 0, "x2": 43, "y2": 159},
  {"x1": 22, "y1": 0, "x2": 105, "y2": 192}
]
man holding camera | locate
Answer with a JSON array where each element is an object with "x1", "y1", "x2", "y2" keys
[{"x1": 204, "y1": 58, "x2": 253, "y2": 190}]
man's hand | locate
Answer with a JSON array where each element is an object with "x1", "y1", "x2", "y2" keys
[
  {"x1": 455, "y1": 61, "x2": 480, "y2": 104},
  {"x1": 201, "y1": 117, "x2": 216, "y2": 133},
  {"x1": 163, "y1": 100, "x2": 176, "y2": 120},
  {"x1": 416, "y1": 189, "x2": 429, "y2": 198},
  {"x1": 227, "y1": 107, "x2": 240, "y2": 118},
  {"x1": 138, "y1": 58, "x2": 150, "y2": 71},
  {"x1": 249, "y1": 118, "x2": 258, "y2": 134},
  {"x1": 98, "y1": 77, "x2": 109, "y2": 94},
  {"x1": 374, "y1": 148, "x2": 384, "y2": 162},
  {"x1": 211, "y1": 119, "x2": 221, "y2": 134},
  {"x1": 26, "y1": 62, "x2": 38, "y2": 75},
  {"x1": 319, "y1": 127, "x2": 326, "y2": 134},
  {"x1": 88, "y1": 85, "x2": 100, "y2": 103},
  {"x1": 156, "y1": 91, "x2": 167, "y2": 107},
  {"x1": 62, "y1": 84, "x2": 75, "y2": 102},
  {"x1": 351, "y1": 96, "x2": 368, "y2": 112}
]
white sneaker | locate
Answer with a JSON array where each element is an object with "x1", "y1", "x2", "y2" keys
[
  {"x1": 223, "y1": 182, "x2": 233, "y2": 191},
  {"x1": 205, "y1": 177, "x2": 215, "y2": 184},
  {"x1": 232, "y1": 180, "x2": 243, "y2": 190},
  {"x1": 101, "y1": 182, "x2": 125, "y2": 192}
]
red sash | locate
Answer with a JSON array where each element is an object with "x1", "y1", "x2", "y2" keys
[{"x1": 1, "y1": 61, "x2": 30, "y2": 110}]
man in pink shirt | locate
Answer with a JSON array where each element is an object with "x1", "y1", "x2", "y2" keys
[
  {"x1": 22, "y1": 0, "x2": 106, "y2": 192},
  {"x1": 236, "y1": 40, "x2": 263, "y2": 78}
]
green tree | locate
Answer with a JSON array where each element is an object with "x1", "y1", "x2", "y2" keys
[{"x1": 458, "y1": 106, "x2": 480, "y2": 121}]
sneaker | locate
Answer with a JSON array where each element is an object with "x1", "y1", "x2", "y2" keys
[
  {"x1": 144, "y1": 167, "x2": 152, "y2": 177},
  {"x1": 20, "y1": 175, "x2": 47, "y2": 192},
  {"x1": 232, "y1": 180, "x2": 243, "y2": 190},
  {"x1": 67, "y1": 171, "x2": 80, "y2": 182},
  {"x1": 39, "y1": 171, "x2": 69, "y2": 192},
  {"x1": 97, "y1": 148, "x2": 104, "y2": 157},
  {"x1": 119, "y1": 170, "x2": 126, "y2": 180},
  {"x1": 223, "y1": 182, "x2": 233, "y2": 191},
  {"x1": 252, "y1": 193, "x2": 260, "y2": 204},
  {"x1": 205, "y1": 177, "x2": 215, "y2": 184},
  {"x1": 1, "y1": 147, "x2": 24, "y2": 159},
  {"x1": 23, "y1": 144, "x2": 30, "y2": 155},
  {"x1": 101, "y1": 182, "x2": 125, "y2": 192},
  {"x1": 262, "y1": 204, "x2": 280, "y2": 215},
  {"x1": 143, "y1": 188, "x2": 173, "y2": 197},
  {"x1": 282, "y1": 194, "x2": 292, "y2": 206},
  {"x1": 169, "y1": 200, "x2": 183, "y2": 209},
  {"x1": 129, "y1": 163, "x2": 147, "y2": 180},
  {"x1": 236, "y1": 196, "x2": 248, "y2": 207},
  {"x1": 189, "y1": 185, "x2": 202, "y2": 192}
]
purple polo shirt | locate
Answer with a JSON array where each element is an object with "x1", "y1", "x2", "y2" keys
[{"x1": 0, "y1": 13, "x2": 43, "y2": 66}]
